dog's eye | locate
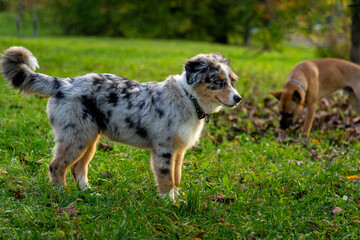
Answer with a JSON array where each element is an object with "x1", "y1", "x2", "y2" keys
[{"x1": 215, "y1": 80, "x2": 222, "y2": 85}]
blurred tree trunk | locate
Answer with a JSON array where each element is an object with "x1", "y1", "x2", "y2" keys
[
  {"x1": 243, "y1": 12, "x2": 256, "y2": 46},
  {"x1": 262, "y1": 0, "x2": 273, "y2": 50},
  {"x1": 17, "y1": 0, "x2": 24, "y2": 38},
  {"x1": 350, "y1": 1, "x2": 360, "y2": 63},
  {"x1": 33, "y1": 0, "x2": 38, "y2": 37}
]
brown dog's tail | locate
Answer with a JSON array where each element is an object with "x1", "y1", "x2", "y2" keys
[{"x1": 1, "y1": 46, "x2": 62, "y2": 96}]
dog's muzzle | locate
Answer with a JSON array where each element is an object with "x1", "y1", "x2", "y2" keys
[{"x1": 279, "y1": 117, "x2": 292, "y2": 130}]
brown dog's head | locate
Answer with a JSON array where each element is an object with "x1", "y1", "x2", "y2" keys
[{"x1": 271, "y1": 88, "x2": 304, "y2": 130}]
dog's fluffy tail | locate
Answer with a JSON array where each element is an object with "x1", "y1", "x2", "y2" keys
[{"x1": 1, "y1": 46, "x2": 61, "y2": 96}]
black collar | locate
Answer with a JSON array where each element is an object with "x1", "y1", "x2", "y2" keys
[{"x1": 183, "y1": 88, "x2": 210, "y2": 122}]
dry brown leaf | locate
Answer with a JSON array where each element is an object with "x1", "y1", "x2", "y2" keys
[
  {"x1": 98, "y1": 142, "x2": 113, "y2": 151},
  {"x1": 56, "y1": 202, "x2": 79, "y2": 217},
  {"x1": 332, "y1": 206, "x2": 342, "y2": 215},
  {"x1": 308, "y1": 221, "x2": 320, "y2": 231},
  {"x1": 9, "y1": 188, "x2": 25, "y2": 200},
  {"x1": 208, "y1": 193, "x2": 234, "y2": 205}
]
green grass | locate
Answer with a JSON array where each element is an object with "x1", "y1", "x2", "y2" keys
[{"x1": 0, "y1": 36, "x2": 359, "y2": 239}]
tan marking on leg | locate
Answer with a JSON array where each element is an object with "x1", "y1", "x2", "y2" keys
[
  {"x1": 153, "y1": 136, "x2": 187, "y2": 198},
  {"x1": 173, "y1": 135, "x2": 187, "y2": 198},
  {"x1": 49, "y1": 135, "x2": 99, "y2": 187},
  {"x1": 174, "y1": 150, "x2": 185, "y2": 188},
  {"x1": 71, "y1": 135, "x2": 100, "y2": 190},
  {"x1": 49, "y1": 142, "x2": 87, "y2": 187}
]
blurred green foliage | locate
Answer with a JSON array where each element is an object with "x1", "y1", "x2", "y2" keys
[{"x1": 0, "y1": 0, "x2": 353, "y2": 55}]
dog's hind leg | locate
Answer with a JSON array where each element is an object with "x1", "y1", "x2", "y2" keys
[
  {"x1": 48, "y1": 132, "x2": 99, "y2": 188},
  {"x1": 348, "y1": 89, "x2": 360, "y2": 116},
  {"x1": 71, "y1": 135, "x2": 100, "y2": 190}
]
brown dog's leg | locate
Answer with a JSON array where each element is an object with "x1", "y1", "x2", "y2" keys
[
  {"x1": 71, "y1": 135, "x2": 100, "y2": 190},
  {"x1": 302, "y1": 103, "x2": 317, "y2": 136},
  {"x1": 349, "y1": 88, "x2": 360, "y2": 116}
]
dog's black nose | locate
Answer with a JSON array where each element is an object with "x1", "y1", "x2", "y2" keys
[
  {"x1": 279, "y1": 119, "x2": 290, "y2": 130},
  {"x1": 233, "y1": 95, "x2": 242, "y2": 103}
]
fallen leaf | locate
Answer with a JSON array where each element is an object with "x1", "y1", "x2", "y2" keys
[
  {"x1": 226, "y1": 133, "x2": 235, "y2": 141},
  {"x1": 214, "y1": 219, "x2": 230, "y2": 226},
  {"x1": 98, "y1": 142, "x2": 113, "y2": 151},
  {"x1": 308, "y1": 221, "x2": 320, "y2": 231},
  {"x1": 310, "y1": 138, "x2": 321, "y2": 145},
  {"x1": 332, "y1": 206, "x2": 342, "y2": 215},
  {"x1": 56, "y1": 202, "x2": 79, "y2": 218},
  {"x1": 347, "y1": 175, "x2": 359, "y2": 180},
  {"x1": 208, "y1": 193, "x2": 234, "y2": 205},
  {"x1": 9, "y1": 188, "x2": 25, "y2": 200}
]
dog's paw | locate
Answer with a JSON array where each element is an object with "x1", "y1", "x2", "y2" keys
[
  {"x1": 158, "y1": 187, "x2": 181, "y2": 202},
  {"x1": 79, "y1": 183, "x2": 91, "y2": 191}
]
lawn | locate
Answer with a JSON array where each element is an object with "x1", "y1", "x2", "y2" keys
[{"x1": 0, "y1": 36, "x2": 359, "y2": 239}]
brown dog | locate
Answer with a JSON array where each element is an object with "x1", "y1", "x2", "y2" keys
[{"x1": 272, "y1": 58, "x2": 360, "y2": 136}]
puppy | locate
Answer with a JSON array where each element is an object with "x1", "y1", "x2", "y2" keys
[
  {"x1": 1, "y1": 46, "x2": 241, "y2": 200},
  {"x1": 272, "y1": 58, "x2": 360, "y2": 136}
]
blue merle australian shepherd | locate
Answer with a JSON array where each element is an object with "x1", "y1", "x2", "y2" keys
[{"x1": 1, "y1": 46, "x2": 241, "y2": 200}]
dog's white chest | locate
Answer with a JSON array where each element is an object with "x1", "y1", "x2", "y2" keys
[{"x1": 177, "y1": 118, "x2": 204, "y2": 148}]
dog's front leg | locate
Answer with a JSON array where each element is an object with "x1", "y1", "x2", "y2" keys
[
  {"x1": 173, "y1": 149, "x2": 185, "y2": 198},
  {"x1": 150, "y1": 149, "x2": 176, "y2": 200},
  {"x1": 302, "y1": 103, "x2": 317, "y2": 136}
]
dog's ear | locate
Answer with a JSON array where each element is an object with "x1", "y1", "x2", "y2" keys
[
  {"x1": 185, "y1": 55, "x2": 212, "y2": 85},
  {"x1": 292, "y1": 90, "x2": 301, "y2": 103},
  {"x1": 271, "y1": 91, "x2": 282, "y2": 100}
]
